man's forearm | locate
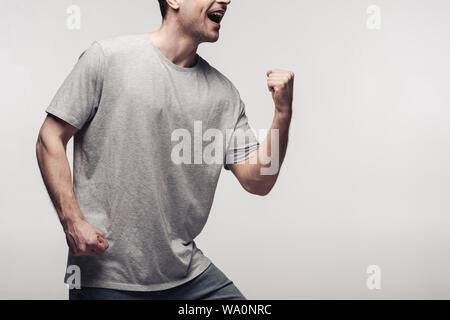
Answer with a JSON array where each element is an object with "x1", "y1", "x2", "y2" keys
[
  {"x1": 36, "y1": 123, "x2": 109, "y2": 256},
  {"x1": 36, "y1": 134, "x2": 85, "y2": 231},
  {"x1": 249, "y1": 110, "x2": 291, "y2": 193},
  {"x1": 270, "y1": 110, "x2": 292, "y2": 166},
  {"x1": 230, "y1": 69, "x2": 294, "y2": 196},
  {"x1": 231, "y1": 109, "x2": 291, "y2": 196}
]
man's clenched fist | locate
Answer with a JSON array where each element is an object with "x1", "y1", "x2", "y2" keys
[
  {"x1": 267, "y1": 69, "x2": 294, "y2": 115},
  {"x1": 64, "y1": 219, "x2": 109, "y2": 256}
]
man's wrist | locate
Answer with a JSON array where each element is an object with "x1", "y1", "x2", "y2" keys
[{"x1": 61, "y1": 214, "x2": 85, "y2": 232}]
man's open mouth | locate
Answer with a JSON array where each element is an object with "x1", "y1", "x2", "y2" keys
[{"x1": 207, "y1": 11, "x2": 225, "y2": 24}]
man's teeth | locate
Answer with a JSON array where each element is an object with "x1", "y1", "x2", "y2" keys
[{"x1": 208, "y1": 12, "x2": 223, "y2": 23}]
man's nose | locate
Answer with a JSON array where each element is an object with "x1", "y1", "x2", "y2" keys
[{"x1": 217, "y1": 0, "x2": 231, "y2": 5}]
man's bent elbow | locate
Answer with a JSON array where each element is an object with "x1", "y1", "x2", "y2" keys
[{"x1": 244, "y1": 181, "x2": 274, "y2": 197}]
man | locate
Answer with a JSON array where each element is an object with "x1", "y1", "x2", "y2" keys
[{"x1": 36, "y1": 0, "x2": 294, "y2": 300}]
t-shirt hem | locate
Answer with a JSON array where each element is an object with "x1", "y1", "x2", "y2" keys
[
  {"x1": 71, "y1": 257, "x2": 212, "y2": 292},
  {"x1": 45, "y1": 107, "x2": 83, "y2": 130},
  {"x1": 224, "y1": 143, "x2": 260, "y2": 171}
]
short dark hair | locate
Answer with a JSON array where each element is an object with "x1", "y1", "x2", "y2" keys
[{"x1": 158, "y1": 0, "x2": 168, "y2": 19}]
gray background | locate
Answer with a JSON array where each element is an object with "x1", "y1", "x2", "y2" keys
[{"x1": 1, "y1": 0, "x2": 449, "y2": 299}]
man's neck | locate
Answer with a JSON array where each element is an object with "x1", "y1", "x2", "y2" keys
[{"x1": 149, "y1": 23, "x2": 199, "y2": 68}]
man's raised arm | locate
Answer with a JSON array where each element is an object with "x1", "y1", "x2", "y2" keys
[{"x1": 229, "y1": 69, "x2": 294, "y2": 196}]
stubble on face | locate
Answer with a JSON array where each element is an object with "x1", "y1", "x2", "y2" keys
[{"x1": 178, "y1": 0, "x2": 222, "y2": 44}]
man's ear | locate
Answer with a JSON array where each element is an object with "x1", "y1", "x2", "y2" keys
[{"x1": 166, "y1": 0, "x2": 181, "y2": 11}]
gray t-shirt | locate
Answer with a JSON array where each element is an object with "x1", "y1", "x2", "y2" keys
[{"x1": 45, "y1": 33, "x2": 259, "y2": 291}]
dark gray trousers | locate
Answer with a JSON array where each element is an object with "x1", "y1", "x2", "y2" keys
[{"x1": 69, "y1": 262, "x2": 246, "y2": 300}]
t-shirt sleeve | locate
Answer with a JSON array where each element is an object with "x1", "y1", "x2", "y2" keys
[
  {"x1": 45, "y1": 41, "x2": 105, "y2": 130},
  {"x1": 224, "y1": 99, "x2": 260, "y2": 170}
]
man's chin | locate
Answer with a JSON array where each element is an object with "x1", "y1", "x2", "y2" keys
[
  {"x1": 206, "y1": 37, "x2": 219, "y2": 43},
  {"x1": 204, "y1": 32, "x2": 220, "y2": 43}
]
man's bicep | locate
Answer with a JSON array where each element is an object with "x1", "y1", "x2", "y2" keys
[
  {"x1": 223, "y1": 98, "x2": 260, "y2": 170},
  {"x1": 224, "y1": 142, "x2": 259, "y2": 170},
  {"x1": 45, "y1": 107, "x2": 84, "y2": 131},
  {"x1": 227, "y1": 153, "x2": 257, "y2": 175},
  {"x1": 41, "y1": 113, "x2": 79, "y2": 146}
]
